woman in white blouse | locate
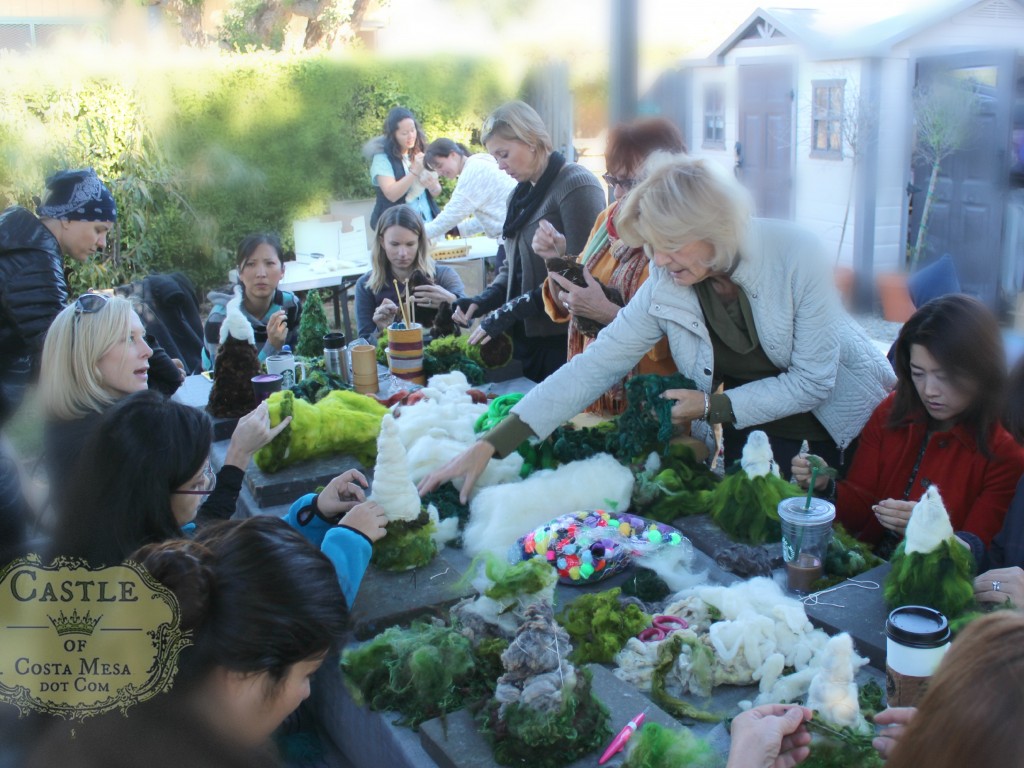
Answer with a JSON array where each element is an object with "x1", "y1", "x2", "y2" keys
[{"x1": 423, "y1": 139, "x2": 517, "y2": 247}]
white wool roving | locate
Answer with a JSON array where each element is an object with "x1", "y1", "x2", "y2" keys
[
  {"x1": 904, "y1": 485, "x2": 954, "y2": 555},
  {"x1": 218, "y1": 286, "x2": 256, "y2": 345},
  {"x1": 393, "y1": 372, "x2": 523, "y2": 492},
  {"x1": 634, "y1": 546, "x2": 707, "y2": 595},
  {"x1": 740, "y1": 430, "x2": 780, "y2": 478},
  {"x1": 462, "y1": 454, "x2": 634, "y2": 557},
  {"x1": 368, "y1": 414, "x2": 421, "y2": 522},
  {"x1": 653, "y1": 577, "x2": 831, "y2": 704},
  {"x1": 806, "y1": 633, "x2": 869, "y2": 730}
]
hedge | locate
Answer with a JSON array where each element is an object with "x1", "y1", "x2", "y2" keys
[{"x1": 0, "y1": 51, "x2": 511, "y2": 295}]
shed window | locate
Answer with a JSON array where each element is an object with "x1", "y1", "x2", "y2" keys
[
  {"x1": 811, "y1": 79, "x2": 844, "y2": 158},
  {"x1": 703, "y1": 84, "x2": 725, "y2": 149}
]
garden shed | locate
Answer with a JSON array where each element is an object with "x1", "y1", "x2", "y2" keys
[{"x1": 654, "y1": 0, "x2": 1024, "y2": 308}]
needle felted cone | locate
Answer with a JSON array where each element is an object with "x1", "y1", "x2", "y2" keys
[
  {"x1": 806, "y1": 633, "x2": 868, "y2": 732},
  {"x1": 208, "y1": 286, "x2": 261, "y2": 418},
  {"x1": 705, "y1": 431, "x2": 803, "y2": 543},
  {"x1": 883, "y1": 485, "x2": 975, "y2": 621},
  {"x1": 369, "y1": 414, "x2": 437, "y2": 570},
  {"x1": 295, "y1": 288, "x2": 329, "y2": 358}
]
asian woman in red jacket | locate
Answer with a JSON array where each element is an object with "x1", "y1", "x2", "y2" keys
[{"x1": 792, "y1": 294, "x2": 1024, "y2": 554}]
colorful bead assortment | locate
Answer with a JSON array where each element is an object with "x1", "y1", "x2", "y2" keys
[{"x1": 514, "y1": 510, "x2": 686, "y2": 585}]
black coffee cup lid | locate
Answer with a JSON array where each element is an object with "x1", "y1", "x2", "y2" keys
[
  {"x1": 323, "y1": 332, "x2": 346, "y2": 348},
  {"x1": 886, "y1": 605, "x2": 950, "y2": 648}
]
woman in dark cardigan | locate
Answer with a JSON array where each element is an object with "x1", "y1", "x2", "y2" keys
[{"x1": 452, "y1": 100, "x2": 604, "y2": 381}]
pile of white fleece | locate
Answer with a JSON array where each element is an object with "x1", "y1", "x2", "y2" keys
[
  {"x1": 905, "y1": 484, "x2": 954, "y2": 555},
  {"x1": 806, "y1": 633, "x2": 869, "y2": 731},
  {"x1": 462, "y1": 454, "x2": 635, "y2": 558},
  {"x1": 392, "y1": 372, "x2": 523, "y2": 493},
  {"x1": 615, "y1": 577, "x2": 833, "y2": 706}
]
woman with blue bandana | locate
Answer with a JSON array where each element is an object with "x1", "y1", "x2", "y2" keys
[{"x1": 0, "y1": 168, "x2": 116, "y2": 565}]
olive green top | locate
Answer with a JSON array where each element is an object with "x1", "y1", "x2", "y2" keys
[{"x1": 695, "y1": 280, "x2": 829, "y2": 441}]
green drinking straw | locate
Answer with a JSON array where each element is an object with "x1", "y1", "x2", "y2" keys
[{"x1": 805, "y1": 465, "x2": 819, "y2": 511}]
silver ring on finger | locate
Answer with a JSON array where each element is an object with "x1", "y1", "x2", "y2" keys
[{"x1": 994, "y1": 580, "x2": 1002, "y2": 592}]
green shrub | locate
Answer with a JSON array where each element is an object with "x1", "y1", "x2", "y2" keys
[{"x1": 0, "y1": 51, "x2": 511, "y2": 295}]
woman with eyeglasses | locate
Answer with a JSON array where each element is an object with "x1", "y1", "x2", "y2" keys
[
  {"x1": 39, "y1": 296, "x2": 285, "y2": 527},
  {"x1": 530, "y1": 117, "x2": 687, "y2": 416},
  {"x1": 420, "y1": 153, "x2": 896, "y2": 502},
  {"x1": 451, "y1": 101, "x2": 605, "y2": 382},
  {"x1": 51, "y1": 390, "x2": 388, "y2": 597}
]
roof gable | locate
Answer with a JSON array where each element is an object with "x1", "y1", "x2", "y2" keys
[{"x1": 708, "y1": 0, "x2": 1024, "y2": 63}]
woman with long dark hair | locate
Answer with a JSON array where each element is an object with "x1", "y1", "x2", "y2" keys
[
  {"x1": 793, "y1": 294, "x2": 1024, "y2": 551},
  {"x1": 52, "y1": 390, "x2": 387, "y2": 610},
  {"x1": 367, "y1": 107, "x2": 441, "y2": 229}
]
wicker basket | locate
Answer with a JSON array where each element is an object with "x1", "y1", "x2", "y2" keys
[{"x1": 430, "y1": 243, "x2": 472, "y2": 261}]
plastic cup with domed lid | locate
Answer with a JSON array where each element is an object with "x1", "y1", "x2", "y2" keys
[
  {"x1": 778, "y1": 497, "x2": 835, "y2": 593},
  {"x1": 885, "y1": 605, "x2": 951, "y2": 707}
]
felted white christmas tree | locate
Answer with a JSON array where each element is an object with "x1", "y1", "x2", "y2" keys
[
  {"x1": 806, "y1": 633, "x2": 869, "y2": 731},
  {"x1": 370, "y1": 414, "x2": 421, "y2": 522},
  {"x1": 883, "y1": 485, "x2": 975, "y2": 620},
  {"x1": 369, "y1": 413, "x2": 436, "y2": 569}
]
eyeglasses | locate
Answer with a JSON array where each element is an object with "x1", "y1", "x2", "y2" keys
[
  {"x1": 74, "y1": 293, "x2": 110, "y2": 315},
  {"x1": 602, "y1": 173, "x2": 637, "y2": 191},
  {"x1": 171, "y1": 464, "x2": 217, "y2": 496}
]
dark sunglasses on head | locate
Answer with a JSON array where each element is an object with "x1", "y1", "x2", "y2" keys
[
  {"x1": 74, "y1": 293, "x2": 110, "y2": 315},
  {"x1": 602, "y1": 173, "x2": 637, "y2": 191}
]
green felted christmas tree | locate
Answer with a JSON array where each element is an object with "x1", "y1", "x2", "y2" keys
[
  {"x1": 296, "y1": 289, "x2": 330, "y2": 358},
  {"x1": 705, "y1": 431, "x2": 803, "y2": 544},
  {"x1": 884, "y1": 485, "x2": 976, "y2": 621}
]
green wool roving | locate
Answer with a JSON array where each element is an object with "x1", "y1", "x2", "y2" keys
[
  {"x1": 555, "y1": 588, "x2": 651, "y2": 664},
  {"x1": 341, "y1": 621, "x2": 490, "y2": 729},
  {"x1": 253, "y1": 389, "x2": 387, "y2": 473},
  {"x1": 632, "y1": 442, "x2": 721, "y2": 523},
  {"x1": 883, "y1": 486, "x2": 976, "y2": 620},
  {"x1": 475, "y1": 393, "x2": 525, "y2": 433},
  {"x1": 649, "y1": 634, "x2": 720, "y2": 723},
  {"x1": 370, "y1": 509, "x2": 437, "y2": 571},
  {"x1": 622, "y1": 722, "x2": 722, "y2": 768},
  {"x1": 801, "y1": 716, "x2": 884, "y2": 768},
  {"x1": 617, "y1": 374, "x2": 698, "y2": 458},
  {"x1": 480, "y1": 554, "x2": 557, "y2": 601},
  {"x1": 422, "y1": 335, "x2": 485, "y2": 384},
  {"x1": 420, "y1": 482, "x2": 471, "y2": 543}
]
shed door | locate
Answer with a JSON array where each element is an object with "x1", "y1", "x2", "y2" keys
[
  {"x1": 910, "y1": 51, "x2": 1015, "y2": 306},
  {"x1": 738, "y1": 62, "x2": 793, "y2": 219}
]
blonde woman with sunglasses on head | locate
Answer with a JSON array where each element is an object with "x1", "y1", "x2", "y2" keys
[{"x1": 38, "y1": 295, "x2": 287, "y2": 528}]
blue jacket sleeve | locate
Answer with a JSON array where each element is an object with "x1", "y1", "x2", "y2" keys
[{"x1": 284, "y1": 493, "x2": 373, "y2": 607}]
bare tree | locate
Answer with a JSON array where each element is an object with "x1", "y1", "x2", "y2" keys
[
  {"x1": 909, "y1": 77, "x2": 980, "y2": 269},
  {"x1": 834, "y1": 80, "x2": 878, "y2": 264}
]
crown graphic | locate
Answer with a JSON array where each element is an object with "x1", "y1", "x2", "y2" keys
[{"x1": 48, "y1": 609, "x2": 102, "y2": 637}]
